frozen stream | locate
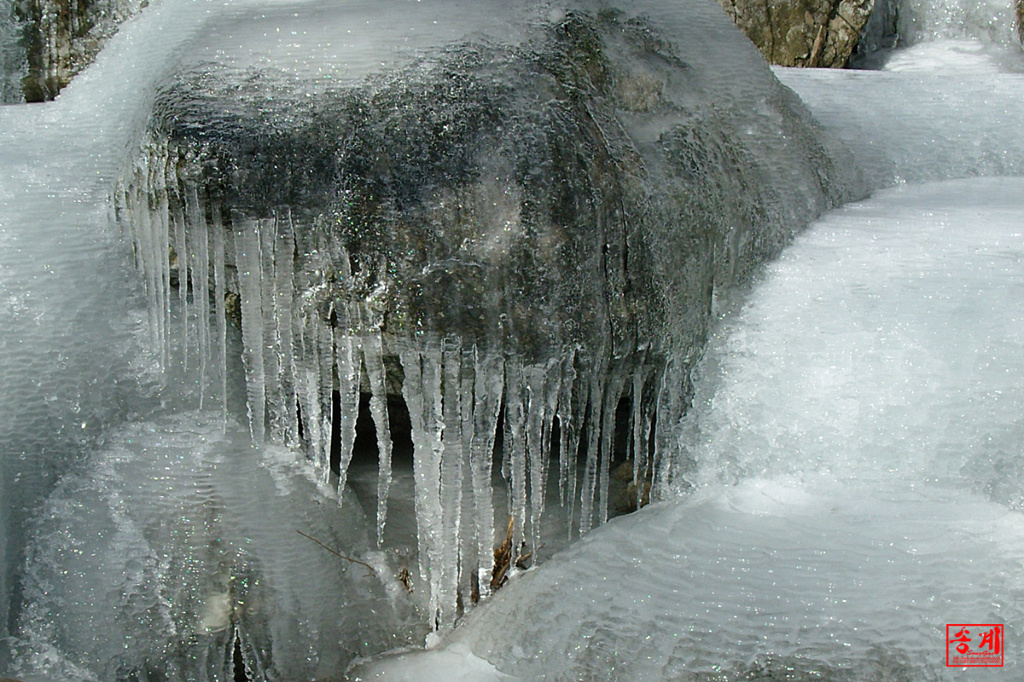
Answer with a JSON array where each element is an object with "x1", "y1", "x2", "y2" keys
[{"x1": 1, "y1": 0, "x2": 1023, "y2": 680}]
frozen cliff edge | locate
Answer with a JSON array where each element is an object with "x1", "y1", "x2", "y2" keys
[{"x1": 113, "y1": 0, "x2": 864, "y2": 630}]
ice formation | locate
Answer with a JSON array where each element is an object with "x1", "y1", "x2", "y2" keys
[
  {"x1": 354, "y1": 0, "x2": 1024, "y2": 677},
  {"x1": 353, "y1": 172, "x2": 1024, "y2": 682},
  {"x1": 110, "y1": 0, "x2": 859, "y2": 631},
  {"x1": 8, "y1": 0, "x2": 1020, "y2": 677},
  {"x1": 114, "y1": 151, "x2": 691, "y2": 624}
]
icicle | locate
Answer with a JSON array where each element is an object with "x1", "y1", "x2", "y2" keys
[
  {"x1": 210, "y1": 202, "x2": 229, "y2": 428},
  {"x1": 296, "y1": 316, "x2": 326, "y2": 472},
  {"x1": 316, "y1": 315, "x2": 335, "y2": 482},
  {"x1": 156, "y1": 149, "x2": 171, "y2": 372},
  {"x1": 233, "y1": 212, "x2": 266, "y2": 448},
  {"x1": 457, "y1": 348, "x2": 477, "y2": 605},
  {"x1": 362, "y1": 333, "x2": 393, "y2": 546},
  {"x1": 333, "y1": 325, "x2": 361, "y2": 499},
  {"x1": 578, "y1": 354, "x2": 606, "y2": 535},
  {"x1": 400, "y1": 345, "x2": 446, "y2": 627},
  {"x1": 504, "y1": 356, "x2": 527, "y2": 559},
  {"x1": 131, "y1": 156, "x2": 161, "y2": 359},
  {"x1": 258, "y1": 217, "x2": 283, "y2": 440},
  {"x1": 184, "y1": 178, "x2": 210, "y2": 408},
  {"x1": 561, "y1": 349, "x2": 587, "y2": 541},
  {"x1": 274, "y1": 212, "x2": 298, "y2": 444},
  {"x1": 597, "y1": 360, "x2": 628, "y2": 525},
  {"x1": 439, "y1": 336, "x2": 464, "y2": 623},
  {"x1": 556, "y1": 350, "x2": 575, "y2": 507},
  {"x1": 631, "y1": 358, "x2": 654, "y2": 512},
  {"x1": 168, "y1": 151, "x2": 188, "y2": 371},
  {"x1": 469, "y1": 350, "x2": 503, "y2": 597},
  {"x1": 525, "y1": 360, "x2": 559, "y2": 562},
  {"x1": 652, "y1": 357, "x2": 686, "y2": 499}
]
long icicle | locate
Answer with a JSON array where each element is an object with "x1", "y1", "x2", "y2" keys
[
  {"x1": 259, "y1": 217, "x2": 282, "y2": 440},
  {"x1": 597, "y1": 359, "x2": 629, "y2": 525},
  {"x1": 401, "y1": 345, "x2": 446, "y2": 627},
  {"x1": 439, "y1": 337, "x2": 464, "y2": 623},
  {"x1": 184, "y1": 177, "x2": 210, "y2": 408},
  {"x1": 504, "y1": 355, "x2": 527, "y2": 560},
  {"x1": 363, "y1": 333, "x2": 393, "y2": 546},
  {"x1": 526, "y1": 359, "x2": 559, "y2": 563},
  {"x1": 296, "y1": 315, "x2": 326, "y2": 473},
  {"x1": 470, "y1": 350, "x2": 503, "y2": 598},
  {"x1": 333, "y1": 325, "x2": 361, "y2": 502},
  {"x1": 579, "y1": 352, "x2": 606, "y2": 535},
  {"x1": 210, "y1": 201, "x2": 229, "y2": 428},
  {"x1": 169, "y1": 150, "x2": 188, "y2": 372},
  {"x1": 274, "y1": 211, "x2": 298, "y2": 444},
  {"x1": 457, "y1": 348, "x2": 477, "y2": 605},
  {"x1": 233, "y1": 211, "x2": 266, "y2": 448}
]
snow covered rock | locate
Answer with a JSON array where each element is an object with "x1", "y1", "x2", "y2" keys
[{"x1": 114, "y1": 0, "x2": 861, "y2": 628}]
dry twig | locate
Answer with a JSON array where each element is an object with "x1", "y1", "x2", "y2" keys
[
  {"x1": 296, "y1": 530, "x2": 376, "y2": 578},
  {"x1": 491, "y1": 516, "x2": 518, "y2": 592}
]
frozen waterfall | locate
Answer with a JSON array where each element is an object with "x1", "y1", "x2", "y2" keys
[{"x1": 1, "y1": 0, "x2": 1023, "y2": 680}]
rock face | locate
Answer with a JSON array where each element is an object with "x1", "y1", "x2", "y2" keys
[
  {"x1": 717, "y1": 0, "x2": 874, "y2": 67},
  {"x1": 15, "y1": 0, "x2": 142, "y2": 101}
]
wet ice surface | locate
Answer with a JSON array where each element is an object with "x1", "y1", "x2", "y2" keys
[
  {"x1": 353, "y1": 177, "x2": 1024, "y2": 680},
  {"x1": 11, "y1": 413, "x2": 423, "y2": 681},
  {"x1": 775, "y1": 44, "x2": 1024, "y2": 188}
]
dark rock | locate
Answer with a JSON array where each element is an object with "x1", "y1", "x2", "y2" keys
[{"x1": 146, "y1": 7, "x2": 859, "y2": 367}]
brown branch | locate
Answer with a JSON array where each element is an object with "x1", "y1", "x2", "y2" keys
[{"x1": 296, "y1": 530, "x2": 377, "y2": 577}]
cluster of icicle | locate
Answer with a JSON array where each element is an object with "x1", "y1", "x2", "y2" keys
[{"x1": 113, "y1": 135, "x2": 680, "y2": 628}]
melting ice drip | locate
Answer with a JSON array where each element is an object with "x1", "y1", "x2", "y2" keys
[{"x1": 114, "y1": 136, "x2": 680, "y2": 627}]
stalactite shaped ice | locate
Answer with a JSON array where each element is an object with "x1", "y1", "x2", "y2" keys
[
  {"x1": 439, "y1": 340, "x2": 465, "y2": 624},
  {"x1": 258, "y1": 217, "x2": 283, "y2": 441},
  {"x1": 400, "y1": 347, "x2": 447, "y2": 626},
  {"x1": 314, "y1": 314, "x2": 335, "y2": 483},
  {"x1": 362, "y1": 333, "x2": 393, "y2": 546},
  {"x1": 456, "y1": 349, "x2": 477, "y2": 604},
  {"x1": 295, "y1": 316, "x2": 327, "y2": 474},
  {"x1": 525, "y1": 361, "x2": 558, "y2": 562},
  {"x1": 184, "y1": 178, "x2": 210, "y2": 408},
  {"x1": 169, "y1": 153, "x2": 189, "y2": 371},
  {"x1": 597, "y1": 363, "x2": 629, "y2": 526},
  {"x1": 557, "y1": 351, "x2": 585, "y2": 539},
  {"x1": 233, "y1": 213, "x2": 266, "y2": 448},
  {"x1": 468, "y1": 351, "x2": 503, "y2": 596},
  {"x1": 210, "y1": 203, "x2": 229, "y2": 427},
  {"x1": 333, "y1": 329, "x2": 360, "y2": 498},
  {"x1": 273, "y1": 213, "x2": 298, "y2": 445},
  {"x1": 503, "y1": 356, "x2": 528, "y2": 560},
  {"x1": 578, "y1": 359, "x2": 605, "y2": 536}
]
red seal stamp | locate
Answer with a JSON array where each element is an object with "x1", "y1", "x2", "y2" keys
[{"x1": 946, "y1": 624, "x2": 1004, "y2": 667}]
